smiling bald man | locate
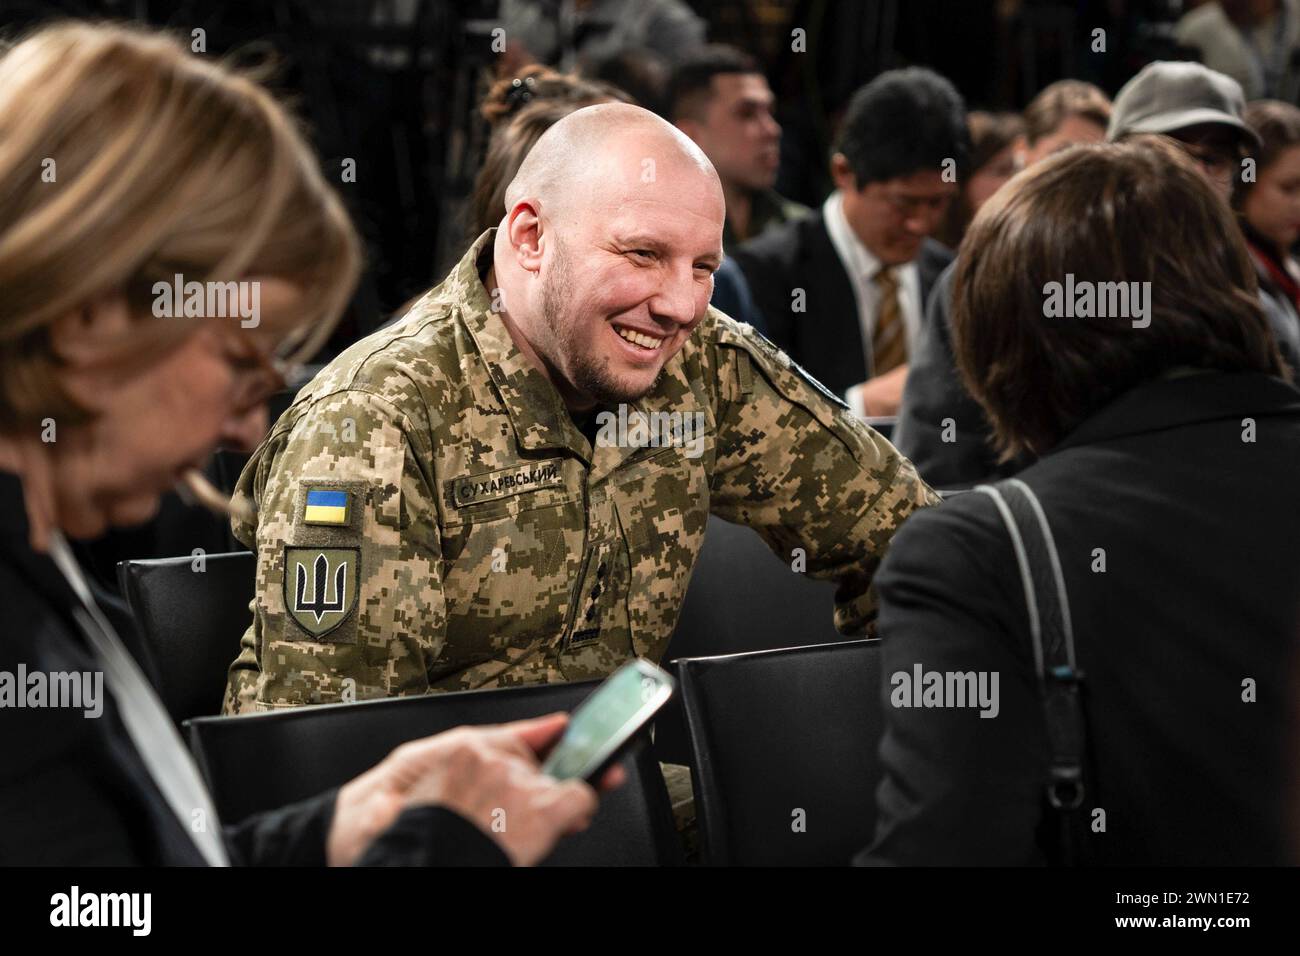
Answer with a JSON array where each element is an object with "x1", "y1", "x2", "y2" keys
[{"x1": 225, "y1": 103, "x2": 937, "y2": 714}]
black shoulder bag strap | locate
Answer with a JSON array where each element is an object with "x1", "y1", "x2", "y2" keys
[{"x1": 974, "y1": 478, "x2": 1087, "y2": 865}]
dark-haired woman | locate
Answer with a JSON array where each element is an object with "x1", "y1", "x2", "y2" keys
[
  {"x1": 860, "y1": 137, "x2": 1300, "y2": 866},
  {"x1": 1239, "y1": 99, "x2": 1300, "y2": 373}
]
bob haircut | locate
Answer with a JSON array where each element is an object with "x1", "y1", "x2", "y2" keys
[{"x1": 952, "y1": 135, "x2": 1284, "y2": 460}]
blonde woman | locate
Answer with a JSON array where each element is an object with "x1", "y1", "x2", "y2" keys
[{"x1": 0, "y1": 22, "x2": 607, "y2": 866}]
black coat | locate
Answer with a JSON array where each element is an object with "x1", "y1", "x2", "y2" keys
[
  {"x1": 0, "y1": 470, "x2": 505, "y2": 865},
  {"x1": 859, "y1": 371, "x2": 1300, "y2": 865},
  {"x1": 730, "y1": 210, "x2": 953, "y2": 397}
]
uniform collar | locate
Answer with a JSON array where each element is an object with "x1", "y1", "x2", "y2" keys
[
  {"x1": 447, "y1": 229, "x2": 583, "y2": 457},
  {"x1": 588, "y1": 329, "x2": 703, "y2": 482}
]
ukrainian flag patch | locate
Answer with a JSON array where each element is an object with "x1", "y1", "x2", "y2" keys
[{"x1": 303, "y1": 489, "x2": 350, "y2": 526}]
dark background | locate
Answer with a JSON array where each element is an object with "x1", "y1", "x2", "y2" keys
[{"x1": 0, "y1": 0, "x2": 1198, "y2": 358}]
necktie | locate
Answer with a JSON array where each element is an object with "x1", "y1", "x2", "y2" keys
[
  {"x1": 872, "y1": 266, "x2": 907, "y2": 375},
  {"x1": 48, "y1": 532, "x2": 230, "y2": 866}
]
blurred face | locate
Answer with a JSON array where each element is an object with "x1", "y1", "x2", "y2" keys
[
  {"x1": 681, "y1": 73, "x2": 781, "y2": 193},
  {"x1": 1242, "y1": 144, "x2": 1300, "y2": 249},
  {"x1": 835, "y1": 160, "x2": 957, "y2": 265},
  {"x1": 47, "y1": 279, "x2": 304, "y2": 538},
  {"x1": 966, "y1": 143, "x2": 1019, "y2": 213},
  {"x1": 509, "y1": 153, "x2": 725, "y2": 410},
  {"x1": 1170, "y1": 124, "x2": 1248, "y2": 202},
  {"x1": 1021, "y1": 114, "x2": 1106, "y2": 166}
]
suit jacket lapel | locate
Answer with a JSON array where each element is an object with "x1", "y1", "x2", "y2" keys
[{"x1": 802, "y1": 214, "x2": 865, "y2": 395}]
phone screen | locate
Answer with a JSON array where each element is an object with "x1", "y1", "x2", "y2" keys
[{"x1": 540, "y1": 659, "x2": 674, "y2": 781}]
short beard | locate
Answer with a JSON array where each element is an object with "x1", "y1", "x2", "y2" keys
[{"x1": 539, "y1": 239, "x2": 660, "y2": 405}]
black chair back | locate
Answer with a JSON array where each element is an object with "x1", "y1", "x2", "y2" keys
[
  {"x1": 654, "y1": 517, "x2": 845, "y2": 764},
  {"x1": 117, "y1": 551, "x2": 254, "y2": 726},
  {"x1": 676, "y1": 639, "x2": 885, "y2": 866},
  {"x1": 186, "y1": 680, "x2": 683, "y2": 866},
  {"x1": 665, "y1": 518, "x2": 843, "y2": 660}
]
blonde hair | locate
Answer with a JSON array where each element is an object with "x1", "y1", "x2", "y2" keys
[
  {"x1": 0, "y1": 21, "x2": 361, "y2": 430},
  {"x1": 1022, "y1": 79, "x2": 1111, "y2": 147}
]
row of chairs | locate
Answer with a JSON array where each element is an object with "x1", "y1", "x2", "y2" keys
[
  {"x1": 189, "y1": 677, "x2": 683, "y2": 866},
  {"x1": 115, "y1": 513, "x2": 849, "y2": 734},
  {"x1": 118, "y1": 516, "x2": 888, "y2": 865},
  {"x1": 179, "y1": 638, "x2": 884, "y2": 866}
]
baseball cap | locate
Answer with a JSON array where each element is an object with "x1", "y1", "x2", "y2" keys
[{"x1": 1106, "y1": 61, "x2": 1260, "y2": 148}]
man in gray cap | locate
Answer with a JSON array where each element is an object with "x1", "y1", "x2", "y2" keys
[
  {"x1": 1110, "y1": 62, "x2": 1300, "y2": 369},
  {"x1": 1106, "y1": 60, "x2": 1260, "y2": 203},
  {"x1": 894, "y1": 60, "x2": 1300, "y2": 490}
]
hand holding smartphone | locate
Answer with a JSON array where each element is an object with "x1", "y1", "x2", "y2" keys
[{"x1": 539, "y1": 658, "x2": 675, "y2": 782}]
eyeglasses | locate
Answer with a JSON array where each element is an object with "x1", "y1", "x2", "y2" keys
[
  {"x1": 1180, "y1": 145, "x2": 1240, "y2": 183},
  {"x1": 218, "y1": 330, "x2": 304, "y2": 412},
  {"x1": 881, "y1": 189, "x2": 953, "y2": 220}
]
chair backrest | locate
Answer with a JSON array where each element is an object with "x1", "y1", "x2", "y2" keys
[
  {"x1": 186, "y1": 680, "x2": 683, "y2": 866},
  {"x1": 117, "y1": 551, "x2": 254, "y2": 726},
  {"x1": 654, "y1": 517, "x2": 846, "y2": 765},
  {"x1": 676, "y1": 639, "x2": 886, "y2": 866},
  {"x1": 664, "y1": 517, "x2": 843, "y2": 661}
]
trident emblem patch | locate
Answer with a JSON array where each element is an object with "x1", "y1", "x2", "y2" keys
[{"x1": 284, "y1": 547, "x2": 359, "y2": 639}]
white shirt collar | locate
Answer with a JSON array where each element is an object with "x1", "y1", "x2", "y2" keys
[
  {"x1": 821, "y1": 190, "x2": 925, "y2": 381},
  {"x1": 823, "y1": 191, "x2": 883, "y2": 282}
]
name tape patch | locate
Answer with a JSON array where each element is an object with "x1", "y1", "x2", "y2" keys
[{"x1": 450, "y1": 459, "x2": 565, "y2": 507}]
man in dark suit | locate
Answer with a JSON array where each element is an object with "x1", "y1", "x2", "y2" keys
[
  {"x1": 859, "y1": 137, "x2": 1300, "y2": 866},
  {"x1": 731, "y1": 67, "x2": 968, "y2": 411}
]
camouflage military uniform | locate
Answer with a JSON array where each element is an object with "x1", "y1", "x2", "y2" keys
[{"x1": 224, "y1": 229, "x2": 937, "y2": 713}]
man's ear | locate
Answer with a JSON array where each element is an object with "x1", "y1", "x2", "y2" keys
[
  {"x1": 505, "y1": 199, "x2": 545, "y2": 274},
  {"x1": 48, "y1": 292, "x2": 135, "y2": 366},
  {"x1": 830, "y1": 153, "x2": 857, "y2": 193}
]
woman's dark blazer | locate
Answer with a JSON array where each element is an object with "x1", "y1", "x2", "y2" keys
[
  {"x1": 0, "y1": 470, "x2": 503, "y2": 865},
  {"x1": 858, "y1": 371, "x2": 1300, "y2": 865}
]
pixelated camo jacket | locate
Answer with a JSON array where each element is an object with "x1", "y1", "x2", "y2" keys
[{"x1": 224, "y1": 229, "x2": 936, "y2": 713}]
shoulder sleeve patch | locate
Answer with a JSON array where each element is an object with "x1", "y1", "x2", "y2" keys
[
  {"x1": 290, "y1": 479, "x2": 370, "y2": 542},
  {"x1": 713, "y1": 318, "x2": 851, "y2": 414},
  {"x1": 283, "y1": 546, "x2": 360, "y2": 640}
]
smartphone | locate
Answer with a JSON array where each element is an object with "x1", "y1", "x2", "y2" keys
[{"x1": 540, "y1": 658, "x2": 675, "y2": 782}]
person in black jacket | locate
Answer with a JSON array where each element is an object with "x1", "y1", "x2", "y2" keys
[
  {"x1": 0, "y1": 22, "x2": 609, "y2": 867},
  {"x1": 859, "y1": 135, "x2": 1300, "y2": 866},
  {"x1": 730, "y1": 67, "x2": 967, "y2": 412}
]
